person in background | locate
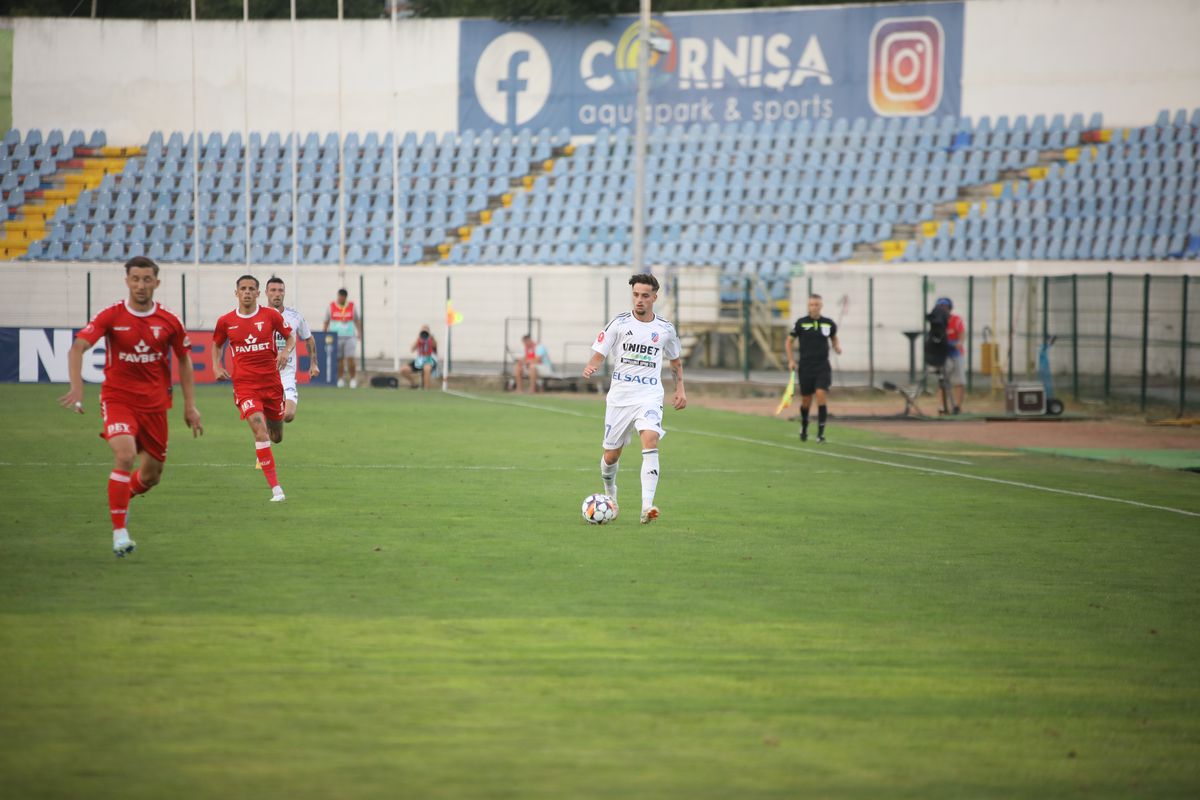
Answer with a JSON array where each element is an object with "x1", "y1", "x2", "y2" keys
[
  {"x1": 513, "y1": 333, "x2": 552, "y2": 393},
  {"x1": 324, "y1": 288, "x2": 362, "y2": 388},
  {"x1": 400, "y1": 325, "x2": 438, "y2": 389}
]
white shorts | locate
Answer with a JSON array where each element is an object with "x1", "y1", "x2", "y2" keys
[
  {"x1": 280, "y1": 370, "x2": 299, "y2": 404},
  {"x1": 603, "y1": 401, "x2": 666, "y2": 450}
]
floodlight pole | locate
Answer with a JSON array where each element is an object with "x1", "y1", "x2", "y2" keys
[{"x1": 631, "y1": 0, "x2": 651, "y2": 275}]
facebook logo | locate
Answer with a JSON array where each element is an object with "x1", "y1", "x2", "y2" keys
[
  {"x1": 498, "y1": 51, "x2": 530, "y2": 127},
  {"x1": 472, "y1": 32, "x2": 551, "y2": 127}
]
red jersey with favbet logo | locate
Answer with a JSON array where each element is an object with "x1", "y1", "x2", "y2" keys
[
  {"x1": 213, "y1": 306, "x2": 292, "y2": 392},
  {"x1": 75, "y1": 300, "x2": 190, "y2": 412}
]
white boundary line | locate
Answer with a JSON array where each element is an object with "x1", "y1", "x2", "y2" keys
[
  {"x1": 831, "y1": 441, "x2": 974, "y2": 466},
  {"x1": 448, "y1": 390, "x2": 1200, "y2": 519}
]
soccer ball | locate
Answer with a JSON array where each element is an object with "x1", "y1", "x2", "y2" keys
[{"x1": 581, "y1": 493, "x2": 618, "y2": 525}]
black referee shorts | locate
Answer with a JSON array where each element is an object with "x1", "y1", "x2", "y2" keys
[{"x1": 797, "y1": 364, "x2": 832, "y2": 396}]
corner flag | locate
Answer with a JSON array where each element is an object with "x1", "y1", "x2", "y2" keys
[
  {"x1": 446, "y1": 300, "x2": 463, "y2": 327},
  {"x1": 774, "y1": 372, "x2": 794, "y2": 416}
]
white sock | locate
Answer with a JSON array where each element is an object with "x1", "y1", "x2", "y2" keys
[
  {"x1": 600, "y1": 456, "x2": 619, "y2": 499},
  {"x1": 113, "y1": 527, "x2": 130, "y2": 542},
  {"x1": 640, "y1": 449, "x2": 660, "y2": 511}
]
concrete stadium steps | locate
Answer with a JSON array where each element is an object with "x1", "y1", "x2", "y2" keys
[
  {"x1": 851, "y1": 129, "x2": 1112, "y2": 263},
  {"x1": 0, "y1": 149, "x2": 140, "y2": 260},
  {"x1": 432, "y1": 142, "x2": 574, "y2": 264}
]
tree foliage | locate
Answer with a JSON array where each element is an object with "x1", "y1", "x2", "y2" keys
[{"x1": 3, "y1": 0, "x2": 898, "y2": 21}]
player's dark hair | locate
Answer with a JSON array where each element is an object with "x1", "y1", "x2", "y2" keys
[
  {"x1": 124, "y1": 255, "x2": 159, "y2": 276},
  {"x1": 337, "y1": 288, "x2": 348, "y2": 296},
  {"x1": 629, "y1": 273, "x2": 659, "y2": 292},
  {"x1": 266, "y1": 276, "x2": 285, "y2": 288},
  {"x1": 809, "y1": 293, "x2": 823, "y2": 301},
  {"x1": 236, "y1": 274, "x2": 259, "y2": 289}
]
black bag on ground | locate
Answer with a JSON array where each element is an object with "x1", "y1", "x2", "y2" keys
[{"x1": 370, "y1": 375, "x2": 400, "y2": 388}]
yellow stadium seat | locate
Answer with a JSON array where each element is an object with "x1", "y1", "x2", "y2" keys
[
  {"x1": 99, "y1": 146, "x2": 145, "y2": 158},
  {"x1": 881, "y1": 240, "x2": 908, "y2": 261},
  {"x1": 563, "y1": 143, "x2": 575, "y2": 156},
  {"x1": 1063, "y1": 147, "x2": 1080, "y2": 162},
  {"x1": 920, "y1": 221, "x2": 940, "y2": 238},
  {"x1": 955, "y1": 202, "x2": 971, "y2": 218},
  {"x1": 521, "y1": 175, "x2": 535, "y2": 190},
  {"x1": 1026, "y1": 166, "x2": 1048, "y2": 181},
  {"x1": 458, "y1": 226, "x2": 471, "y2": 241},
  {"x1": 501, "y1": 193, "x2": 512, "y2": 208},
  {"x1": 542, "y1": 159, "x2": 554, "y2": 172},
  {"x1": 479, "y1": 209, "x2": 492, "y2": 224}
]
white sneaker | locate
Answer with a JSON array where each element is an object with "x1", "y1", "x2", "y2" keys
[
  {"x1": 113, "y1": 529, "x2": 136, "y2": 557},
  {"x1": 349, "y1": 378, "x2": 358, "y2": 389},
  {"x1": 270, "y1": 486, "x2": 286, "y2": 502},
  {"x1": 640, "y1": 506, "x2": 659, "y2": 525},
  {"x1": 337, "y1": 378, "x2": 346, "y2": 388}
]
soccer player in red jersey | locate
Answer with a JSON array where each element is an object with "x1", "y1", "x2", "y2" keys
[
  {"x1": 212, "y1": 275, "x2": 295, "y2": 502},
  {"x1": 58, "y1": 256, "x2": 203, "y2": 557}
]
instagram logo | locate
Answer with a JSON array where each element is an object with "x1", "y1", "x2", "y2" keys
[{"x1": 869, "y1": 17, "x2": 944, "y2": 116}]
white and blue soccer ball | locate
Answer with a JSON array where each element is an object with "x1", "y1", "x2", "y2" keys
[{"x1": 581, "y1": 493, "x2": 618, "y2": 524}]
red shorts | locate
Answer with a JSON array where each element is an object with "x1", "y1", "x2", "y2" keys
[
  {"x1": 235, "y1": 386, "x2": 285, "y2": 422},
  {"x1": 100, "y1": 400, "x2": 170, "y2": 462}
]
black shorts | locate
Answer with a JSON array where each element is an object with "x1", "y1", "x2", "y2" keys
[{"x1": 797, "y1": 364, "x2": 831, "y2": 396}]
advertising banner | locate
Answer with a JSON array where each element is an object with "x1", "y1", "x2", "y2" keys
[
  {"x1": 0, "y1": 328, "x2": 338, "y2": 386},
  {"x1": 459, "y1": 2, "x2": 963, "y2": 134}
]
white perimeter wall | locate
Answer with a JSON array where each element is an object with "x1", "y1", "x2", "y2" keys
[
  {"x1": 1, "y1": 262, "x2": 1194, "y2": 380},
  {"x1": 961, "y1": 0, "x2": 1200, "y2": 126},
  {"x1": 12, "y1": 18, "x2": 459, "y2": 144},
  {"x1": 802, "y1": 261, "x2": 1199, "y2": 381},
  {"x1": 0, "y1": 263, "x2": 719, "y2": 369}
]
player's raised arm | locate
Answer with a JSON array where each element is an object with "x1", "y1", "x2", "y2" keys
[
  {"x1": 306, "y1": 335, "x2": 320, "y2": 377},
  {"x1": 669, "y1": 358, "x2": 687, "y2": 410},
  {"x1": 277, "y1": 331, "x2": 296, "y2": 371},
  {"x1": 58, "y1": 337, "x2": 92, "y2": 413},
  {"x1": 211, "y1": 333, "x2": 229, "y2": 381},
  {"x1": 582, "y1": 351, "x2": 605, "y2": 379},
  {"x1": 177, "y1": 354, "x2": 204, "y2": 437}
]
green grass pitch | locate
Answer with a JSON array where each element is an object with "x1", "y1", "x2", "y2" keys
[{"x1": 0, "y1": 383, "x2": 1197, "y2": 799}]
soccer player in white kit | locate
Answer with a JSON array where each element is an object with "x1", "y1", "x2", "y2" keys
[
  {"x1": 265, "y1": 277, "x2": 320, "y2": 433},
  {"x1": 583, "y1": 273, "x2": 687, "y2": 524}
]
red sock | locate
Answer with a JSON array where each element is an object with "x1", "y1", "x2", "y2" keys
[
  {"x1": 108, "y1": 470, "x2": 131, "y2": 531},
  {"x1": 130, "y1": 470, "x2": 150, "y2": 496},
  {"x1": 256, "y1": 442, "x2": 279, "y2": 489}
]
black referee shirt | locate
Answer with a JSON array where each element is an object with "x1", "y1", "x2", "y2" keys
[{"x1": 791, "y1": 315, "x2": 837, "y2": 370}]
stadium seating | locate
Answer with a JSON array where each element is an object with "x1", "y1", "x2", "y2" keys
[{"x1": 4, "y1": 111, "x2": 1197, "y2": 302}]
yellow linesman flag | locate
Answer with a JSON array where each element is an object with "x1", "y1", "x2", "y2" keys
[
  {"x1": 774, "y1": 371, "x2": 795, "y2": 416},
  {"x1": 446, "y1": 300, "x2": 463, "y2": 327}
]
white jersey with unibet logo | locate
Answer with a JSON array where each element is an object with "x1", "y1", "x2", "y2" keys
[
  {"x1": 275, "y1": 306, "x2": 312, "y2": 377},
  {"x1": 592, "y1": 312, "x2": 680, "y2": 406}
]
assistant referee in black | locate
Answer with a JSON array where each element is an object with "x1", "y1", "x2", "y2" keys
[{"x1": 785, "y1": 293, "x2": 842, "y2": 442}]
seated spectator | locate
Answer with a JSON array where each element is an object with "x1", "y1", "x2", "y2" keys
[
  {"x1": 513, "y1": 334, "x2": 552, "y2": 393},
  {"x1": 400, "y1": 325, "x2": 438, "y2": 389}
]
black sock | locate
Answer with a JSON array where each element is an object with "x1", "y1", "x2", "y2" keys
[
  {"x1": 800, "y1": 406, "x2": 810, "y2": 433},
  {"x1": 818, "y1": 405, "x2": 827, "y2": 436}
]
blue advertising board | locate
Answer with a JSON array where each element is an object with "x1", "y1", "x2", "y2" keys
[
  {"x1": 0, "y1": 328, "x2": 338, "y2": 386},
  {"x1": 459, "y1": 3, "x2": 963, "y2": 134}
]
